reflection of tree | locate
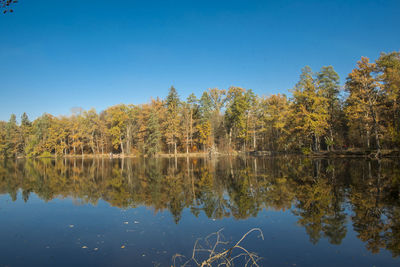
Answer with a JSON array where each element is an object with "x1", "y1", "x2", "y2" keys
[
  {"x1": 294, "y1": 179, "x2": 334, "y2": 244},
  {"x1": 195, "y1": 166, "x2": 230, "y2": 219},
  {"x1": 227, "y1": 167, "x2": 261, "y2": 219},
  {"x1": 290, "y1": 159, "x2": 347, "y2": 245},
  {"x1": 1, "y1": 157, "x2": 400, "y2": 256},
  {"x1": 350, "y1": 160, "x2": 400, "y2": 256},
  {"x1": 385, "y1": 207, "x2": 400, "y2": 257}
]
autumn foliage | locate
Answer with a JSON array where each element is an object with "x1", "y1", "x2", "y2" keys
[{"x1": 1, "y1": 51, "x2": 399, "y2": 158}]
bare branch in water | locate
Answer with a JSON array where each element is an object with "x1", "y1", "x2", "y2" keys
[{"x1": 173, "y1": 228, "x2": 264, "y2": 267}]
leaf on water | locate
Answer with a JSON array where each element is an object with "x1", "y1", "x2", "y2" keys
[{"x1": 121, "y1": 245, "x2": 125, "y2": 249}]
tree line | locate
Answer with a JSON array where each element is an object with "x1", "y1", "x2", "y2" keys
[{"x1": 0, "y1": 51, "x2": 399, "y2": 158}]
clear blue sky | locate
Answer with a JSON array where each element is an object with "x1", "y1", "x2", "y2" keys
[{"x1": 0, "y1": 0, "x2": 399, "y2": 121}]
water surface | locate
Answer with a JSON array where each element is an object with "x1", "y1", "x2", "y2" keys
[{"x1": 0, "y1": 157, "x2": 399, "y2": 266}]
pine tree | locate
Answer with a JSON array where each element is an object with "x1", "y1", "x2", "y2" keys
[
  {"x1": 225, "y1": 87, "x2": 254, "y2": 151},
  {"x1": 186, "y1": 93, "x2": 198, "y2": 151},
  {"x1": 198, "y1": 91, "x2": 213, "y2": 151},
  {"x1": 164, "y1": 86, "x2": 181, "y2": 155},
  {"x1": 316, "y1": 66, "x2": 340, "y2": 151},
  {"x1": 5, "y1": 114, "x2": 18, "y2": 157},
  {"x1": 376, "y1": 51, "x2": 400, "y2": 146},
  {"x1": 145, "y1": 109, "x2": 161, "y2": 157}
]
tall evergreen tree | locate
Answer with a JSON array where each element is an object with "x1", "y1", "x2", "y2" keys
[
  {"x1": 164, "y1": 86, "x2": 181, "y2": 155},
  {"x1": 5, "y1": 114, "x2": 18, "y2": 157},
  {"x1": 316, "y1": 66, "x2": 340, "y2": 151},
  {"x1": 145, "y1": 109, "x2": 161, "y2": 157},
  {"x1": 376, "y1": 51, "x2": 400, "y2": 146}
]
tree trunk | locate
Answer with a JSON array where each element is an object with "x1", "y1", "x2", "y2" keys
[
  {"x1": 253, "y1": 129, "x2": 256, "y2": 150},
  {"x1": 126, "y1": 126, "x2": 131, "y2": 155},
  {"x1": 120, "y1": 136, "x2": 125, "y2": 155},
  {"x1": 186, "y1": 122, "x2": 189, "y2": 154},
  {"x1": 229, "y1": 130, "x2": 232, "y2": 150},
  {"x1": 190, "y1": 110, "x2": 193, "y2": 148},
  {"x1": 371, "y1": 107, "x2": 381, "y2": 156},
  {"x1": 90, "y1": 132, "x2": 95, "y2": 154},
  {"x1": 96, "y1": 140, "x2": 99, "y2": 155},
  {"x1": 174, "y1": 141, "x2": 177, "y2": 156}
]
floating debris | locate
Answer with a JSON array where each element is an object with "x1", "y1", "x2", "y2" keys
[
  {"x1": 134, "y1": 221, "x2": 139, "y2": 224},
  {"x1": 82, "y1": 246, "x2": 88, "y2": 249},
  {"x1": 69, "y1": 225, "x2": 74, "y2": 228},
  {"x1": 121, "y1": 245, "x2": 125, "y2": 249},
  {"x1": 123, "y1": 222, "x2": 129, "y2": 224},
  {"x1": 94, "y1": 248, "x2": 98, "y2": 251}
]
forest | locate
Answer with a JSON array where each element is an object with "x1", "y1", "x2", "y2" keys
[{"x1": 0, "y1": 51, "x2": 399, "y2": 158}]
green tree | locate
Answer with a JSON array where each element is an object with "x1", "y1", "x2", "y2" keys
[
  {"x1": 316, "y1": 66, "x2": 341, "y2": 151},
  {"x1": 345, "y1": 57, "x2": 381, "y2": 154},
  {"x1": 197, "y1": 91, "x2": 213, "y2": 151},
  {"x1": 376, "y1": 51, "x2": 400, "y2": 147},
  {"x1": 225, "y1": 87, "x2": 255, "y2": 151},
  {"x1": 5, "y1": 114, "x2": 19, "y2": 157},
  {"x1": 186, "y1": 93, "x2": 198, "y2": 151},
  {"x1": 164, "y1": 86, "x2": 181, "y2": 155},
  {"x1": 145, "y1": 109, "x2": 161, "y2": 156},
  {"x1": 291, "y1": 66, "x2": 329, "y2": 151}
]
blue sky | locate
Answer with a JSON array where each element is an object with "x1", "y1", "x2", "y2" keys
[{"x1": 0, "y1": 0, "x2": 399, "y2": 121}]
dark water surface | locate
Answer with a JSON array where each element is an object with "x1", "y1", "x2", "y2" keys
[{"x1": 0, "y1": 157, "x2": 399, "y2": 266}]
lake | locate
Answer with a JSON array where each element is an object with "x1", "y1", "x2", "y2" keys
[{"x1": 0, "y1": 157, "x2": 399, "y2": 266}]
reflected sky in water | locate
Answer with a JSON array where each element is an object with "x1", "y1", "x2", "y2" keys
[{"x1": 0, "y1": 157, "x2": 399, "y2": 266}]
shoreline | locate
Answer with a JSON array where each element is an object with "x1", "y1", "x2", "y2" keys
[{"x1": 11, "y1": 149, "x2": 400, "y2": 159}]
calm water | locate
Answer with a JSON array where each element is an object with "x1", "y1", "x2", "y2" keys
[{"x1": 0, "y1": 157, "x2": 399, "y2": 266}]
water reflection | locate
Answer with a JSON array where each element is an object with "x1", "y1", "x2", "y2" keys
[{"x1": 1, "y1": 157, "x2": 400, "y2": 257}]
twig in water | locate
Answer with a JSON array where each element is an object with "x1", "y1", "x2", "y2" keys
[{"x1": 172, "y1": 228, "x2": 264, "y2": 267}]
